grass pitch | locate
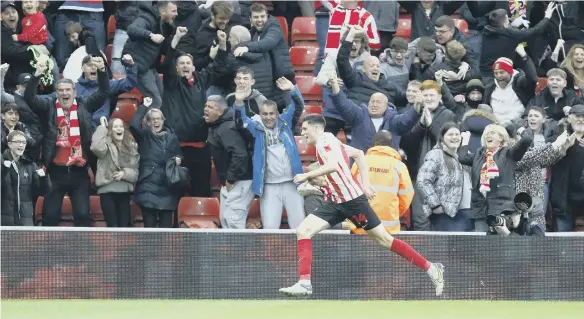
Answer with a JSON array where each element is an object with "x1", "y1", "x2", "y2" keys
[{"x1": 2, "y1": 300, "x2": 583, "y2": 319}]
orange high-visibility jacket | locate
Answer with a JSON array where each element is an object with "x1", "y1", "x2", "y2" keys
[{"x1": 350, "y1": 146, "x2": 414, "y2": 234}]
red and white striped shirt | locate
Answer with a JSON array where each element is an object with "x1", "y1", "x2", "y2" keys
[
  {"x1": 325, "y1": 3, "x2": 380, "y2": 56},
  {"x1": 316, "y1": 133, "x2": 363, "y2": 204}
]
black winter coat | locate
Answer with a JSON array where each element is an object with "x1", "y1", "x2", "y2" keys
[
  {"x1": 161, "y1": 47, "x2": 230, "y2": 143},
  {"x1": 460, "y1": 109, "x2": 497, "y2": 153},
  {"x1": 0, "y1": 23, "x2": 34, "y2": 92},
  {"x1": 24, "y1": 70, "x2": 110, "y2": 168},
  {"x1": 13, "y1": 94, "x2": 42, "y2": 158},
  {"x1": 483, "y1": 56, "x2": 539, "y2": 108},
  {"x1": 1, "y1": 150, "x2": 50, "y2": 226},
  {"x1": 398, "y1": 1, "x2": 465, "y2": 40},
  {"x1": 130, "y1": 105, "x2": 183, "y2": 211},
  {"x1": 114, "y1": 1, "x2": 140, "y2": 31},
  {"x1": 123, "y1": 2, "x2": 174, "y2": 73},
  {"x1": 248, "y1": 15, "x2": 295, "y2": 85},
  {"x1": 223, "y1": 42, "x2": 276, "y2": 100},
  {"x1": 458, "y1": 132, "x2": 533, "y2": 219},
  {"x1": 175, "y1": 2, "x2": 208, "y2": 57},
  {"x1": 207, "y1": 109, "x2": 252, "y2": 185},
  {"x1": 426, "y1": 60, "x2": 481, "y2": 96},
  {"x1": 528, "y1": 87, "x2": 582, "y2": 122},
  {"x1": 337, "y1": 41, "x2": 406, "y2": 107}
]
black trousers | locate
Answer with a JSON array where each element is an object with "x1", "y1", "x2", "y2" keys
[
  {"x1": 43, "y1": 165, "x2": 91, "y2": 226},
  {"x1": 100, "y1": 192, "x2": 132, "y2": 227},
  {"x1": 141, "y1": 207, "x2": 173, "y2": 228},
  {"x1": 181, "y1": 146, "x2": 211, "y2": 197}
]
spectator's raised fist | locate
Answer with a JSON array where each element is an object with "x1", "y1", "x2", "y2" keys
[
  {"x1": 122, "y1": 54, "x2": 134, "y2": 65},
  {"x1": 276, "y1": 77, "x2": 294, "y2": 92},
  {"x1": 150, "y1": 33, "x2": 165, "y2": 44},
  {"x1": 454, "y1": 94, "x2": 466, "y2": 103},
  {"x1": 352, "y1": 25, "x2": 365, "y2": 35},
  {"x1": 92, "y1": 56, "x2": 105, "y2": 71},
  {"x1": 99, "y1": 116, "x2": 108, "y2": 127},
  {"x1": 34, "y1": 61, "x2": 48, "y2": 77},
  {"x1": 461, "y1": 131, "x2": 471, "y2": 145},
  {"x1": 0, "y1": 63, "x2": 9, "y2": 73},
  {"x1": 36, "y1": 169, "x2": 45, "y2": 177},
  {"x1": 515, "y1": 43, "x2": 527, "y2": 57},
  {"x1": 176, "y1": 27, "x2": 188, "y2": 37},
  {"x1": 234, "y1": 90, "x2": 247, "y2": 102},
  {"x1": 143, "y1": 97, "x2": 153, "y2": 107},
  {"x1": 217, "y1": 30, "x2": 227, "y2": 43},
  {"x1": 233, "y1": 46, "x2": 249, "y2": 57}
]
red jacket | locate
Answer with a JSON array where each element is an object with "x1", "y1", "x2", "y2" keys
[{"x1": 17, "y1": 12, "x2": 49, "y2": 45}]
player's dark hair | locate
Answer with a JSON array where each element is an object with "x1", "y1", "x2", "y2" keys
[
  {"x1": 372, "y1": 130, "x2": 393, "y2": 147},
  {"x1": 438, "y1": 122, "x2": 461, "y2": 171},
  {"x1": 303, "y1": 114, "x2": 326, "y2": 127}
]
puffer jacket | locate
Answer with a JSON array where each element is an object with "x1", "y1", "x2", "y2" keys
[
  {"x1": 129, "y1": 105, "x2": 183, "y2": 211},
  {"x1": 417, "y1": 146, "x2": 467, "y2": 218},
  {"x1": 427, "y1": 60, "x2": 482, "y2": 96},
  {"x1": 114, "y1": 1, "x2": 140, "y2": 31},
  {"x1": 337, "y1": 40, "x2": 406, "y2": 107},
  {"x1": 90, "y1": 125, "x2": 140, "y2": 194},
  {"x1": 248, "y1": 15, "x2": 295, "y2": 84},
  {"x1": 1, "y1": 150, "x2": 50, "y2": 226},
  {"x1": 458, "y1": 132, "x2": 533, "y2": 219},
  {"x1": 460, "y1": 109, "x2": 497, "y2": 153},
  {"x1": 123, "y1": 2, "x2": 175, "y2": 73},
  {"x1": 223, "y1": 42, "x2": 276, "y2": 100}
]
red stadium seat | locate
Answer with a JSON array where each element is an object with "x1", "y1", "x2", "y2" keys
[
  {"x1": 290, "y1": 46, "x2": 319, "y2": 72},
  {"x1": 395, "y1": 16, "x2": 412, "y2": 39},
  {"x1": 107, "y1": 15, "x2": 116, "y2": 44},
  {"x1": 291, "y1": 17, "x2": 317, "y2": 45},
  {"x1": 295, "y1": 136, "x2": 316, "y2": 162},
  {"x1": 304, "y1": 104, "x2": 322, "y2": 114},
  {"x1": 112, "y1": 74, "x2": 143, "y2": 101},
  {"x1": 111, "y1": 99, "x2": 138, "y2": 125},
  {"x1": 178, "y1": 197, "x2": 220, "y2": 229},
  {"x1": 295, "y1": 75, "x2": 322, "y2": 102},
  {"x1": 247, "y1": 198, "x2": 262, "y2": 229},
  {"x1": 105, "y1": 44, "x2": 112, "y2": 65},
  {"x1": 536, "y1": 77, "x2": 547, "y2": 94},
  {"x1": 275, "y1": 16, "x2": 289, "y2": 44},
  {"x1": 454, "y1": 18, "x2": 469, "y2": 36}
]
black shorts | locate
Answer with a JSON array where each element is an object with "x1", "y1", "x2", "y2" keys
[{"x1": 311, "y1": 195, "x2": 381, "y2": 231}]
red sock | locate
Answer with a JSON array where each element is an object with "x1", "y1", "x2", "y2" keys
[
  {"x1": 390, "y1": 238, "x2": 431, "y2": 271},
  {"x1": 298, "y1": 239, "x2": 313, "y2": 281}
]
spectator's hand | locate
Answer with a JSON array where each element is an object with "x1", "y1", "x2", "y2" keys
[
  {"x1": 544, "y1": 2, "x2": 557, "y2": 19},
  {"x1": 175, "y1": 157, "x2": 182, "y2": 165},
  {"x1": 12, "y1": 34, "x2": 18, "y2": 41},
  {"x1": 276, "y1": 77, "x2": 295, "y2": 91},
  {"x1": 521, "y1": 127, "x2": 533, "y2": 139},
  {"x1": 293, "y1": 173, "x2": 308, "y2": 184},
  {"x1": 420, "y1": 107, "x2": 432, "y2": 126},
  {"x1": 122, "y1": 54, "x2": 134, "y2": 65},
  {"x1": 352, "y1": 25, "x2": 365, "y2": 35},
  {"x1": 510, "y1": 16, "x2": 530, "y2": 29},
  {"x1": 3, "y1": 160, "x2": 12, "y2": 168},
  {"x1": 99, "y1": 116, "x2": 108, "y2": 127},
  {"x1": 552, "y1": 130, "x2": 569, "y2": 150},
  {"x1": 92, "y1": 56, "x2": 105, "y2": 71},
  {"x1": 217, "y1": 30, "x2": 227, "y2": 45},
  {"x1": 456, "y1": 62, "x2": 469, "y2": 80},
  {"x1": 379, "y1": 51, "x2": 386, "y2": 61},
  {"x1": 329, "y1": 74, "x2": 341, "y2": 94},
  {"x1": 36, "y1": 169, "x2": 45, "y2": 177},
  {"x1": 225, "y1": 181, "x2": 233, "y2": 192},
  {"x1": 234, "y1": 89, "x2": 246, "y2": 103},
  {"x1": 175, "y1": 26, "x2": 188, "y2": 38},
  {"x1": 233, "y1": 46, "x2": 248, "y2": 57},
  {"x1": 38, "y1": 45, "x2": 50, "y2": 56},
  {"x1": 143, "y1": 97, "x2": 153, "y2": 107},
  {"x1": 494, "y1": 219, "x2": 511, "y2": 236},
  {"x1": 112, "y1": 171, "x2": 125, "y2": 180},
  {"x1": 150, "y1": 33, "x2": 165, "y2": 44},
  {"x1": 515, "y1": 43, "x2": 527, "y2": 57},
  {"x1": 461, "y1": 131, "x2": 471, "y2": 146},
  {"x1": 0, "y1": 63, "x2": 8, "y2": 75},
  {"x1": 209, "y1": 43, "x2": 219, "y2": 60},
  {"x1": 454, "y1": 94, "x2": 466, "y2": 103},
  {"x1": 434, "y1": 70, "x2": 444, "y2": 87},
  {"x1": 363, "y1": 184, "x2": 376, "y2": 200},
  {"x1": 432, "y1": 206, "x2": 445, "y2": 214},
  {"x1": 563, "y1": 106, "x2": 571, "y2": 116},
  {"x1": 516, "y1": 126, "x2": 525, "y2": 136},
  {"x1": 415, "y1": 93, "x2": 423, "y2": 105},
  {"x1": 34, "y1": 61, "x2": 48, "y2": 77}
]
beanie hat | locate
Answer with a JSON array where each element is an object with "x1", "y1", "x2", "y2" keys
[
  {"x1": 466, "y1": 79, "x2": 485, "y2": 95},
  {"x1": 493, "y1": 57, "x2": 514, "y2": 74}
]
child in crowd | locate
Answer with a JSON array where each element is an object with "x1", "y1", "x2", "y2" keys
[{"x1": 12, "y1": 0, "x2": 48, "y2": 45}]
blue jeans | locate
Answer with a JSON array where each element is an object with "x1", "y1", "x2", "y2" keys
[
  {"x1": 54, "y1": 11, "x2": 106, "y2": 70},
  {"x1": 111, "y1": 29, "x2": 129, "y2": 75},
  {"x1": 313, "y1": 13, "x2": 329, "y2": 76},
  {"x1": 430, "y1": 209, "x2": 473, "y2": 232}
]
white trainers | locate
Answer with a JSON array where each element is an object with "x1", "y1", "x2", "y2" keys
[
  {"x1": 428, "y1": 263, "x2": 445, "y2": 296},
  {"x1": 279, "y1": 282, "x2": 313, "y2": 296}
]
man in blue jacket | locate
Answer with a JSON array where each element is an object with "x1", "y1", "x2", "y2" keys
[
  {"x1": 234, "y1": 77, "x2": 305, "y2": 230},
  {"x1": 76, "y1": 54, "x2": 137, "y2": 130},
  {"x1": 327, "y1": 71, "x2": 421, "y2": 152}
]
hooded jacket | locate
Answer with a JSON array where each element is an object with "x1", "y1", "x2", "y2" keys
[{"x1": 350, "y1": 146, "x2": 413, "y2": 234}]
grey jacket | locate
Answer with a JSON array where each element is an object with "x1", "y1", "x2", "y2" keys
[
  {"x1": 417, "y1": 146, "x2": 467, "y2": 218},
  {"x1": 364, "y1": 1, "x2": 399, "y2": 32}
]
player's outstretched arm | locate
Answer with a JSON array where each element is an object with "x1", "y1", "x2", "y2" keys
[{"x1": 343, "y1": 144, "x2": 376, "y2": 199}]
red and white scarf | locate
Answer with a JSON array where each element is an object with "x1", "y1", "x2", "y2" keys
[
  {"x1": 56, "y1": 99, "x2": 86, "y2": 166},
  {"x1": 325, "y1": 5, "x2": 380, "y2": 56},
  {"x1": 479, "y1": 148, "x2": 501, "y2": 194}
]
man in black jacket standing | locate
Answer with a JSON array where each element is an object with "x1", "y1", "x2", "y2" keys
[
  {"x1": 204, "y1": 95, "x2": 253, "y2": 229},
  {"x1": 161, "y1": 26, "x2": 229, "y2": 197},
  {"x1": 123, "y1": 1, "x2": 177, "y2": 109},
  {"x1": 24, "y1": 57, "x2": 109, "y2": 227}
]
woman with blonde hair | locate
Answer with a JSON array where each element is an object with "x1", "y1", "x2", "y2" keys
[
  {"x1": 91, "y1": 116, "x2": 139, "y2": 227},
  {"x1": 458, "y1": 123, "x2": 533, "y2": 232},
  {"x1": 560, "y1": 44, "x2": 584, "y2": 94}
]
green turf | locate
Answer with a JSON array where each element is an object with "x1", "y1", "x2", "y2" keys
[{"x1": 2, "y1": 300, "x2": 583, "y2": 319}]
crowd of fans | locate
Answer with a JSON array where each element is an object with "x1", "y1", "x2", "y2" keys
[{"x1": 1, "y1": 0, "x2": 583, "y2": 234}]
